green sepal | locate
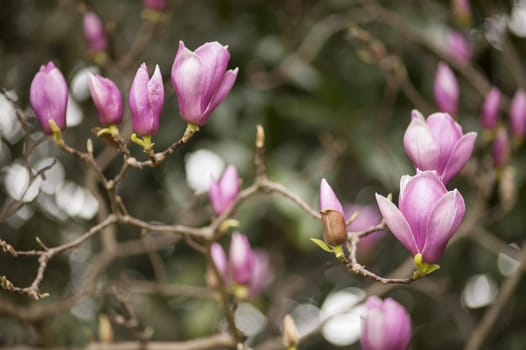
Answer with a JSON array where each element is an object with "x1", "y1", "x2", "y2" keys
[
  {"x1": 219, "y1": 218, "x2": 240, "y2": 233},
  {"x1": 332, "y1": 244, "x2": 344, "y2": 260},
  {"x1": 49, "y1": 119, "x2": 63, "y2": 145},
  {"x1": 97, "y1": 124, "x2": 119, "y2": 137},
  {"x1": 413, "y1": 253, "x2": 440, "y2": 280},
  {"x1": 233, "y1": 284, "x2": 249, "y2": 301},
  {"x1": 310, "y1": 238, "x2": 333, "y2": 253},
  {"x1": 131, "y1": 133, "x2": 155, "y2": 152}
]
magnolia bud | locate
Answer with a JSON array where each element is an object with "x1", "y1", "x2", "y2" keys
[
  {"x1": 320, "y1": 179, "x2": 347, "y2": 246},
  {"x1": 321, "y1": 209, "x2": 347, "y2": 246},
  {"x1": 510, "y1": 89, "x2": 526, "y2": 138},
  {"x1": 434, "y1": 62, "x2": 459, "y2": 116},
  {"x1": 480, "y1": 87, "x2": 501, "y2": 130},
  {"x1": 83, "y1": 11, "x2": 107, "y2": 54}
]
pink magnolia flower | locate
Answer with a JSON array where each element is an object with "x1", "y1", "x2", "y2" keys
[
  {"x1": 248, "y1": 250, "x2": 273, "y2": 296},
  {"x1": 510, "y1": 89, "x2": 526, "y2": 137},
  {"x1": 403, "y1": 110, "x2": 477, "y2": 184},
  {"x1": 434, "y1": 62, "x2": 459, "y2": 115},
  {"x1": 171, "y1": 41, "x2": 238, "y2": 126},
  {"x1": 375, "y1": 170, "x2": 466, "y2": 263},
  {"x1": 480, "y1": 87, "x2": 501, "y2": 130},
  {"x1": 229, "y1": 232, "x2": 255, "y2": 285},
  {"x1": 88, "y1": 73, "x2": 123, "y2": 126},
  {"x1": 29, "y1": 61, "x2": 69, "y2": 134},
  {"x1": 83, "y1": 11, "x2": 107, "y2": 54},
  {"x1": 210, "y1": 242, "x2": 228, "y2": 283},
  {"x1": 447, "y1": 30, "x2": 472, "y2": 62},
  {"x1": 208, "y1": 165, "x2": 239, "y2": 216},
  {"x1": 361, "y1": 296, "x2": 411, "y2": 350},
  {"x1": 129, "y1": 63, "x2": 164, "y2": 136}
]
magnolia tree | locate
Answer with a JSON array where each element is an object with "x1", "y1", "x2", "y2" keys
[{"x1": 0, "y1": 0, "x2": 525, "y2": 349}]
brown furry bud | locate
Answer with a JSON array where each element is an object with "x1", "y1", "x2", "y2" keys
[{"x1": 321, "y1": 209, "x2": 347, "y2": 246}]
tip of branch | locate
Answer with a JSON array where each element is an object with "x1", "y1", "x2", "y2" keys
[{"x1": 256, "y1": 125, "x2": 265, "y2": 148}]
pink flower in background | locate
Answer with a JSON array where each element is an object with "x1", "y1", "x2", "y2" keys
[
  {"x1": 210, "y1": 242, "x2": 228, "y2": 284},
  {"x1": 376, "y1": 170, "x2": 465, "y2": 263},
  {"x1": 403, "y1": 110, "x2": 477, "y2": 184},
  {"x1": 171, "y1": 41, "x2": 238, "y2": 126},
  {"x1": 208, "y1": 165, "x2": 239, "y2": 216},
  {"x1": 345, "y1": 204, "x2": 385, "y2": 255},
  {"x1": 447, "y1": 30, "x2": 472, "y2": 62},
  {"x1": 434, "y1": 62, "x2": 459, "y2": 115},
  {"x1": 143, "y1": 0, "x2": 167, "y2": 11},
  {"x1": 83, "y1": 11, "x2": 107, "y2": 54},
  {"x1": 510, "y1": 89, "x2": 526, "y2": 137},
  {"x1": 361, "y1": 296, "x2": 411, "y2": 350},
  {"x1": 229, "y1": 232, "x2": 255, "y2": 285},
  {"x1": 480, "y1": 87, "x2": 501, "y2": 130},
  {"x1": 29, "y1": 61, "x2": 69, "y2": 134},
  {"x1": 248, "y1": 250, "x2": 274, "y2": 296}
]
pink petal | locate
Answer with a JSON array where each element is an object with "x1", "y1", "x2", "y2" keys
[
  {"x1": 210, "y1": 243, "x2": 228, "y2": 281},
  {"x1": 422, "y1": 189, "x2": 465, "y2": 263},
  {"x1": 361, "y1": 308, "x2": 386, "y2": 350},
  {"x1": 382, "y1": 298, "x2": 412, "y2": 350},
  {"x1": 426, "y1": 113, "x2": 462, "y2": 170},
  {"x1": 171, "y1": 44, "x2": 205, "y2": 123},
  {"x1": 434, "y1": 62, "x2": 459, "y2": 115},
  {"x1": 441, "y1": 131, "x2": 477, "y2": 184},
  {"x1": 403, "y1": 114, "x2": 440, "y2": 171},
  {"x1": 398, "y1": 171, "x2": 447, "y2": 249},
  {"x1": 194, "y1": 42, "x2": 230, "y2": 108},
  {"x1": 320, "y1": 178, "x2": 344, "y2": 216},
  {"x1": 375, "y1": 193, "x2": 418, "y2": 256},
  {"x1": 218, "y1": 165, "x2": 239, "y2": 202},
  {"x1": 201, "y1": 68, "x2": 238, "y2": 124},
  {"x1": 147, "y1": 64, "x2": 164, "y2": 127}
]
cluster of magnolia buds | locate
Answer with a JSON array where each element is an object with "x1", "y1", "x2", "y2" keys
[
  {"x1": 210, "y1": 233, "x2": 272, "y2": 300},
  {"x1": 29, "y1": 41, "x2": 238, "y2": 152},
  {"x1": 434, "y1": 61, "x2": 526, "y2": 170}
]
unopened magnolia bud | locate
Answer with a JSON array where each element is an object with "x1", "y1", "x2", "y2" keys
[
  {"x1": 321, "y1": 209, "x2": 347, "y2": 246},
  {"x1": 434, "y1": 62, "x2": 459, "y2": 116},
  {"x1": 283, "y1": 314, "x2": 299, "y2": 349},
  {"x1": 510, "y1": 89, "x2": 526, "y2": 138}
]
